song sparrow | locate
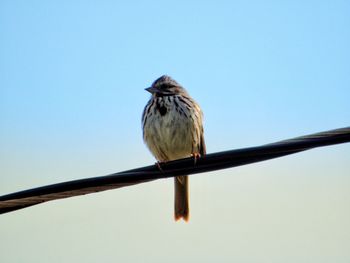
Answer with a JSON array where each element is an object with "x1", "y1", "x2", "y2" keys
[{"x1": 142, "y1": 75, "x2": 206, "y2": 221}]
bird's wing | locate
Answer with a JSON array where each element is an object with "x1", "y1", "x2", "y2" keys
[{"x1": 200, "y1": 130, "x2": 206, "y2": 155}]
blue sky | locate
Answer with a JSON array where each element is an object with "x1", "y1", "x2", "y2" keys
[{"x1": 1, "y1": 1, "x2": 349, "y2": 262}]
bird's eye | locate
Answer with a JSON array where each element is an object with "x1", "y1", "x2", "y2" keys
[
  {"x1": 160, "y1": 84, "x2": 173, "y2": 91},
  {"x1": 165, "y1": 85, "x2": 176, "y2": 90}
]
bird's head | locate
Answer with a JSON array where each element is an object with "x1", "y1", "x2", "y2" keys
[{"x1": 146, "y1": 75, "x2": 188, "y2": 97}]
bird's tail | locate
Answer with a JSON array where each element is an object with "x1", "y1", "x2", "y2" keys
[{"x1": 174, "y1": 175, "x2": 189, "y2": 222}]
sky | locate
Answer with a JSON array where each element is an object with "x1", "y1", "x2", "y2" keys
[{"x1": 0, "y1": 0, "x2": 349, "y2": 262}]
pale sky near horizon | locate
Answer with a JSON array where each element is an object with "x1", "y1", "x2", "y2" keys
[{"x1": 1, "y1": 1, "x2": 350, "y2": 262}]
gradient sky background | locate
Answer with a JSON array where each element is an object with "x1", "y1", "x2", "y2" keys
[{"x1": 1, "y1": 1, "x2": 349, "y2": 262}]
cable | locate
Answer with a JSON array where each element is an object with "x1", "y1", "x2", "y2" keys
[{"x1": 0, "y1": 126, "x2": 349, "y2": 215}]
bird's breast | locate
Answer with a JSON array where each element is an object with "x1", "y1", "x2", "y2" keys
[{"x1": 144, "y1": 99, "x2": 195, "y2": 161}]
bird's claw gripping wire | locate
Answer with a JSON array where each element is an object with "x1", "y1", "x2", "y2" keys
[
  {"x1": 155, "y1": 161, "x2": 164, "y2": 172},
  {"x1": 191, "y1": 152, "x2": 202, "y2": 165}
]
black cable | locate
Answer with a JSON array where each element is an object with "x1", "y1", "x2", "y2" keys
[{"x1": 0, "y1": 126, "x2": 349, "y2": 215}]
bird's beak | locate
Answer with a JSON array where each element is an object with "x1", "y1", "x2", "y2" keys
[{"x1": 145, "y1": 86, "x2": 158, "y2": 94}]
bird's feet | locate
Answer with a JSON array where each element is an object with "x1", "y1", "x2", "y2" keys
[
  {"x1": 155, "y1": 161, "x2": 165, "y2": 172},
  {"x1": 191, "y1": 152, "x2": 202, "y2": 165}
]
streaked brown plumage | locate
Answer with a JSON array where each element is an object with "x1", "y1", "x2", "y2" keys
[{"x1": 142, "y1": 75, "x2": 205, "y2": 221}]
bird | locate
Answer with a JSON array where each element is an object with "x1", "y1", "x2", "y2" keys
[{"x1": 142, "y1": 75, "x2": 206, "y2": 221}]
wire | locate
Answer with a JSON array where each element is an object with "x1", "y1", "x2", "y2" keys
[{"x1": 0, "y1": 126, "x2": 349, "y2": 215}]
